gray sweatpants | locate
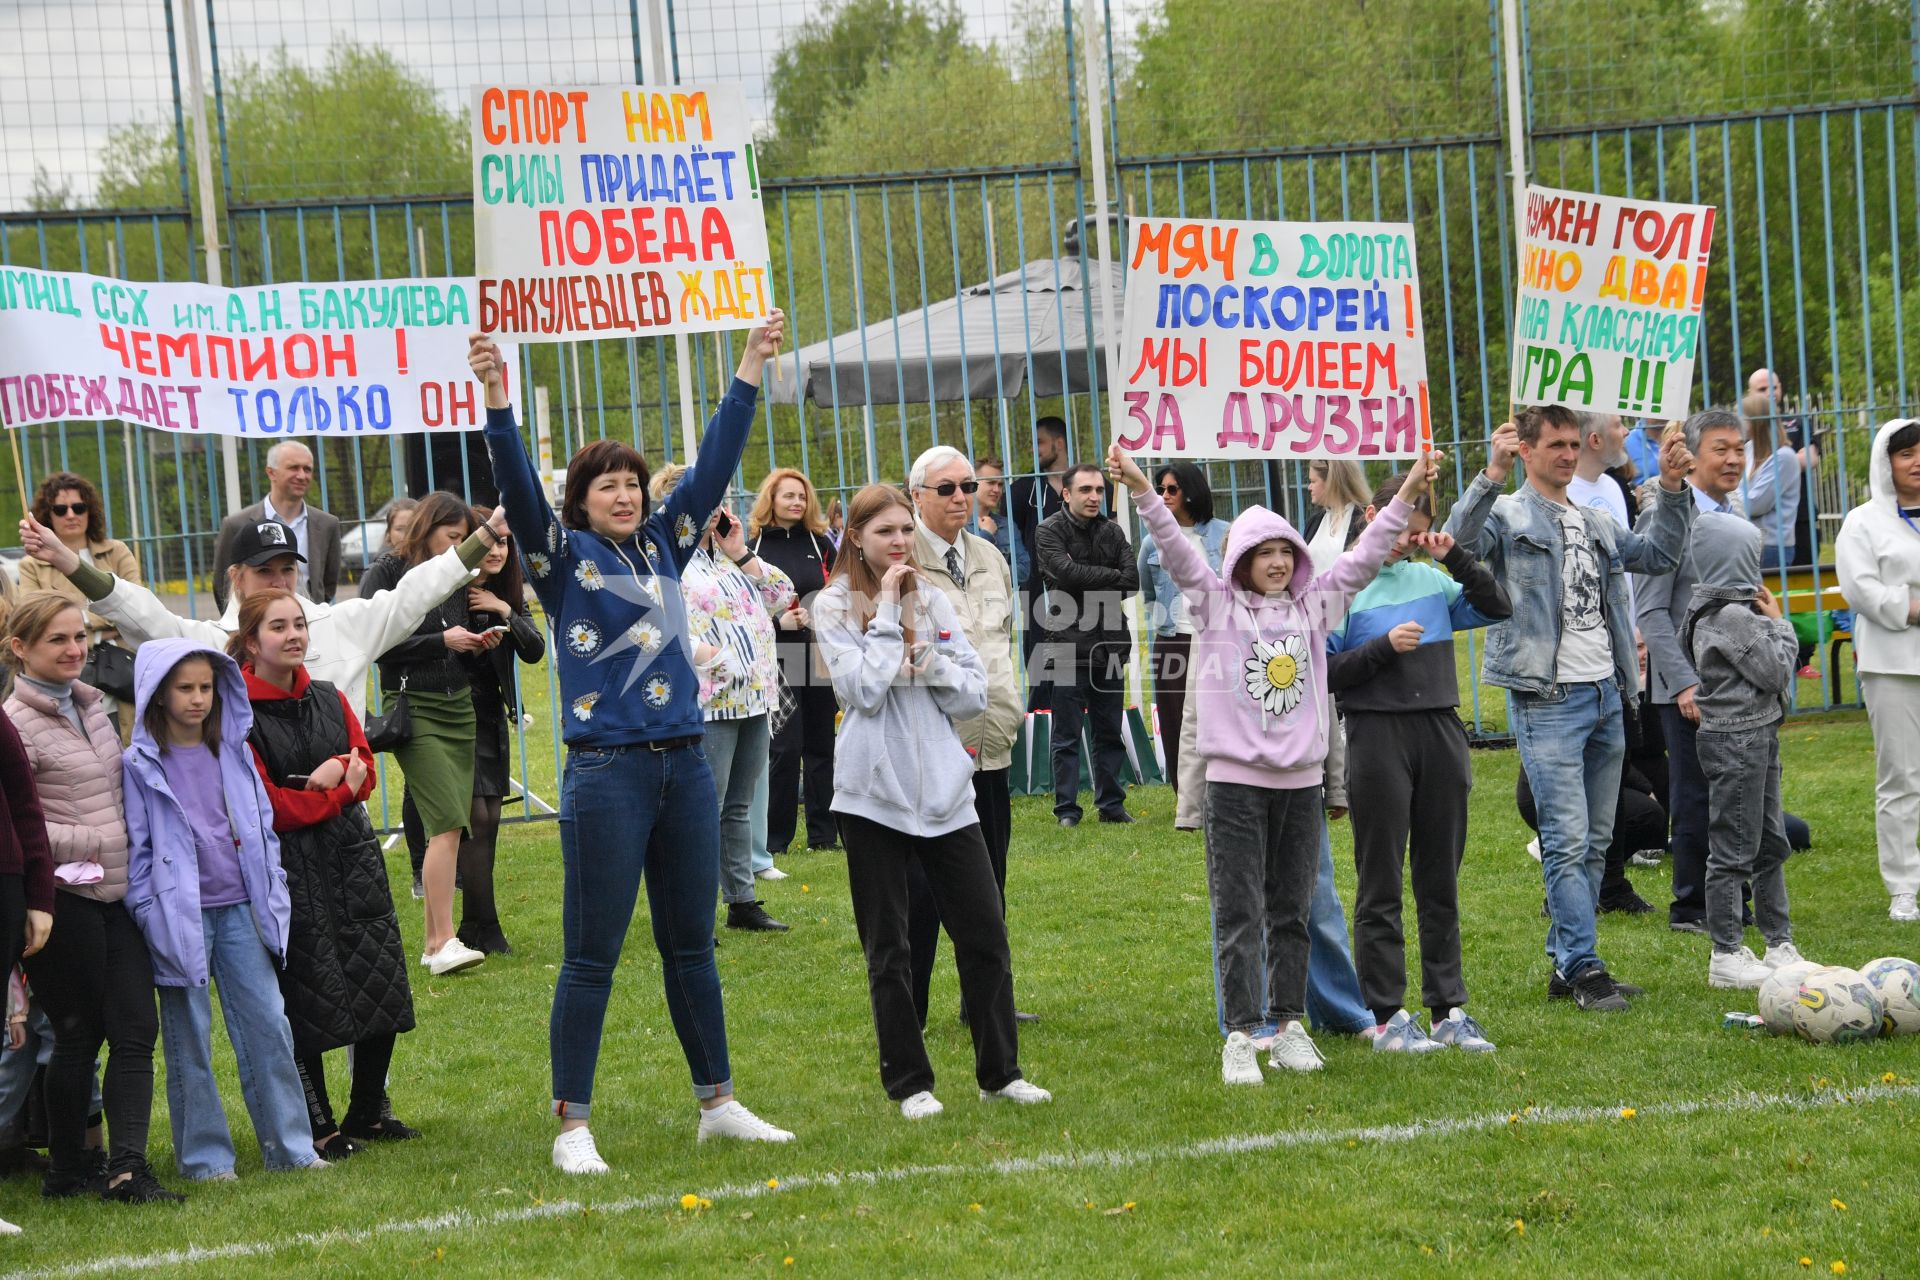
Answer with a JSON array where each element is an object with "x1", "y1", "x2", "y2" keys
[
  {"x1": 1695, "y1": 725, "x2": 1793, "y2": 952},
  {"x1": 1205, "y1": 779, "x2": 1323, "y2": 1030}
]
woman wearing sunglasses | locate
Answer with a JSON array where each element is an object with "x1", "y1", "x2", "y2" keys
[
  {"x1": 1135, "y1": 461, "x2": 1228, "y2": 820},
  {"x1": 20, "y1": 472, "x2": 142, "y2": 736}
]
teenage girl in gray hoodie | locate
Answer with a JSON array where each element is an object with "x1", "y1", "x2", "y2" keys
[{"x1": 812, "y1": 485, "x2": 1053, "y2": 1122}]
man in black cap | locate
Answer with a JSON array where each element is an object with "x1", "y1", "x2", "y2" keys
[{"x1": 19, "y1": 510, "x2": 507, "y2": 723}]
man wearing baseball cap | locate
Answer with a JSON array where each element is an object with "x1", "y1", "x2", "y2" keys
[{"x1": 19, "y1": 508, "x2": 506, "y2": 723}]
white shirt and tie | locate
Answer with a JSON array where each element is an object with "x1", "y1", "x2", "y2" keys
[
  {"x1": 923, "y1": 525, "x2": 966, "y2": 584},
  {"x1": 268, "y1": 497, "x2": 312, "y2": 598}
]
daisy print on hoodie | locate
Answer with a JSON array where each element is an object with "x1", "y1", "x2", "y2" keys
[{"x1": 1245, "y1": 633, "x2": 1310, "y2": 717}]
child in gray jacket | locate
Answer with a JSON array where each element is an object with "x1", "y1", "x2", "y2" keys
[{"x1": 1683, "y1": 512, "x2": 1818, "y2": 989}]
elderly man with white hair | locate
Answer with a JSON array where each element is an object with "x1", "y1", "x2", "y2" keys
[
  {"x1": 213, "y1": 439, "x2": 343, "y2": 607},
  {"x1": 904, "y1": 444, "x2": 1037, "y2": 1026}
]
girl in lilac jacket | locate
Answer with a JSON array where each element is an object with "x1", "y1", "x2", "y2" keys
[{"x1": 123, "y1": 638, "x2": 322, "y2": 1180}]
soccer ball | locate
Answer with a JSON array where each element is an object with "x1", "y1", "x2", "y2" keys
[
  {"x1": 1759, "y1": 962, "x2": 1826, "y2": 1035},
  {"x1": 1789, "y1": 967, "x2": 1886, "y2": 1045},
  {"x1": 1859, "y1": 957, "x2": 1920, "y2": 1036}
]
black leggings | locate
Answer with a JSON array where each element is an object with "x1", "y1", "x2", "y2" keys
[
  {"x1": 21, "y1": 893, "x2": 157, "y2": 1178},
  {"x1": 297, "y1": 1033, "x2": 396, "y2": 1137},
  {"x1": 457, "y1": 795, "x2": 505, "y2": 943}
]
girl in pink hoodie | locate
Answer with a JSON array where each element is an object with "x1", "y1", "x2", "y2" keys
[{"x1": 1109, "y1": 445, "x2": 1438, "y2": 1084}]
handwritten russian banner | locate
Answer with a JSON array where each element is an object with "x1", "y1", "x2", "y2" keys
[
  {"x1": 0, "y1": 267, "x2": 516, "y2": 436},
  {"x1": 471, "y1": 83, "x2": 772, "y2": 343},
  {"x1": 1511, "y1": 183, "x2": 1716, "y2": 419},
  {"x1": 1117, "y1": 217, "x2": 1431, "y2": 461}
]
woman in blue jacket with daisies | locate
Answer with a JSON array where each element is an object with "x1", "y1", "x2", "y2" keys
[{"x1": 469, "y1": 315, "x2": 794, "y2": 1177}]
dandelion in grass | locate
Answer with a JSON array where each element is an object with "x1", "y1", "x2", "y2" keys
[
  {"x1": 1830, "y1": 1198, "x2": 1846, "y2": 1211},
  {"x1": 680, "y1": 1194, "x2": 699, "y2": 1211},
  {"x1": 1618, "y1": 1108, "x2": 1637, "y2": 1119},
  {"x1": 1244, "y1": 634, "x2": 1309, "y2": 717},
  {"x1": 766, "y1": 1179, "x2": 779, "y2": 1190}
]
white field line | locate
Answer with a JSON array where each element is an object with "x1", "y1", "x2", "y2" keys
[{"x1": 10, "y1": 1081, "x2": 1917, "y2": 1277}]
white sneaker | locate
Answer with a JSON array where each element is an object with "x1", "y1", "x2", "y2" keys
[
  {"x1": 1892, "y1": 893, "x2": 1920, "y2": 923},
  {"x1": 1526, "y1": 837, "x2": 1541, "y2": 862},
  {"x1": 1762, "y1": 941, "x2": 1812, "y2": 969},
  {"x1": 1268, "y1": 1021, "x2": 1325, "y2": 1073},
  {"x1": 981, "y1": 1078, "x2": 1052, "y2": 1104},
  {"x1": 697, "y1": 1100, "x2": 795, "y2": 1143},
  {"x1": 552, "y1": 1127, "x2": 610, "y2": 1174},
  {"x1": 422, "y1": 938, "x2": 486, "y2": 976},
  {"x1": 899, "y1": 1090, "x2": 943, "y2": 1120},
  {"x1": 1248, "y1": 1030, "x2": 1276, "y2": 1052},
  {"x1": 1221, "y1": 1031, "x2": 1264, "y2": 1085},
  {"x1": 755, "y1": 865, "x2": 790, "y2": 881},
  {"x1": 1708, "y1": 946, "x2": 1773, "y2": 989},
  {"x1": 1369, "y1": 1009, "x2": 1445, "y2": 1054},
  {"x1": 0, "y1": 1215, "x2": 19, "y2": 1235}
]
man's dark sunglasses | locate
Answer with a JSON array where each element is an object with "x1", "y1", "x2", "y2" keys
[{"x1": 921, "y1": 480, "x2": 980, "y2": 497}]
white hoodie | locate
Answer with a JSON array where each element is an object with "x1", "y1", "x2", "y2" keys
[{"x1": 1836, "y1": 418, "x2": 1920, "y2": 676}]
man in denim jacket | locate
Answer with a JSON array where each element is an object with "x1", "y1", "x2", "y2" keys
[{"x1": 1445, "y1": 406, "x2": 1696, "y2": 1012}]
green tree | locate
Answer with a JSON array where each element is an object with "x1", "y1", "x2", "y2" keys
[
  {"x1": 98, "y1": 41, "x2": 468, "y2": 209},
  {"x1": 763, "y1": 0, "x2": 968, "y2": 175}
]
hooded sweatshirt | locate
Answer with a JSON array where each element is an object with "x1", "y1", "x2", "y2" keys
[
  {"x1": 1836, "y1": 418, "x2": 1920, "y2": 676},
  {"x1": 1137, "y1": 488, "x2": 1411, "y2": 790},
  {"x1": 122, "y1": 639, "x2": 293, "y2": 988},
  {"x1": 1683, "y1": 512, "x2": 1798, "y2": 733}
]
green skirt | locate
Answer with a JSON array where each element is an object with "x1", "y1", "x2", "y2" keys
[{"x1": 389, "y1": 688, "x2": 476, "y2": 838}]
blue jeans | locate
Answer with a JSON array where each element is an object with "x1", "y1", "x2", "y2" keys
[
  {"x1": 156, "y1": 905, "x2": 318, "y2": 1178},
  {"x1": 1211, "y1": 825, "x2": 1374, "y2": 1036},
  {"x1": 1508, "y1": 683, "x2": 1625, "y2": 980},
  {"x1": 749, "y1": 757, "x2": 775, "y2": 874},
  {"x1": 703, "y1": 714, "x2": 771, "y2": 905},
  {"x1": 552, "y1": 742, "x2": 730, "y2": 1116}
]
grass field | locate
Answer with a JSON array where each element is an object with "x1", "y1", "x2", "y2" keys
[{"x1": 4, "y1": 711, "x2": 1918, "y2": 1278}]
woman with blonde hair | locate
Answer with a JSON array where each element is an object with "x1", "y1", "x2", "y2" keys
[
  {"x1": 1301, "y1": 459, "x2": 1373, "y2": 575},
  {"x1": 813, "y1": 485, "x2": 1049, "y2": 1119},
  {"x1": 749, "y1": 467, "x2": 840, "y2": 857}
]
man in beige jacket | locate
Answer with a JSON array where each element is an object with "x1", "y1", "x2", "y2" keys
[{"x1": 905, "y1": 445, "x2": 1035, "y2": 1025}]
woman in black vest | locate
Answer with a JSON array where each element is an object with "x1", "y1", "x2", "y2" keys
[
  {"x1": 230, "y1": 590, "x2": 417, "y2": 1159},
  {"x1": 748, "y1": 468, "x2": 839, "y2": 855}
]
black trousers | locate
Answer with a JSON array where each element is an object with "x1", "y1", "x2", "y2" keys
[
  {"x1": 769, "y1": 652, "x2": 839, "y2": 853},
  {"x1": 1150, "y1": 633, "x2": 1192, "y2": 798},
  {"x1": 22, "y1": 894, "x2": 157, "y2": 1178},
  {"x1": 907, "y1": 768, "x2": 1012, "y2": 1026},
  {"x1": 1660, "y1": 703, "x2": 1712, "y2": 925},
  {"x1": 1346, "y1": 710, "x2": 1473, "y2": 1023},
  {"x1": 1046, "y1": 650, "x2": 1129, "y2": 820},
  {"x1": 297, "y1": 1032, "x2": 396, "y2": 1137},
  {"x1": 840, "y1": 813, "x2": 1021, "y2": 1100}
]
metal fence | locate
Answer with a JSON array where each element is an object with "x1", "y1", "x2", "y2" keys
[{"x1": 3, "y1": 0, "x2": 1916, "y2": 797}]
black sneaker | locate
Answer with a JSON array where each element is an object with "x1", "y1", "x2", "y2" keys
[
  {"x1": 1668, "y1": 918, "x2": 1708, "y2": 935},
  {"x1": 341, "y1": 1111, "x2": 421, "y2": 1143},
  {"x1": 1599, "y1": 888, "x2": 1656, "y2": 915},
  {"x1": 1570, "y1": 967, "x2": 1632, "y2": 1012},
  {"x1": 1097, "y1": 810, "x2": 1136, "y2": 824},
  {"x1": 1548, "y1": 971, "x2": 1645, "y2": 1000},
  {"x1": 726, "y1": 901, "x2": 791, "y2": 933},
  {"x1": 41, "y1": 1150, "x2": 107, "y2": 1199},
  {"x1": 313, "y1": 1131, "x2": 364, "y2": 1161},
  {"x1": 101, "y1": 1162, "x2": 186, "y2": 1204}
]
